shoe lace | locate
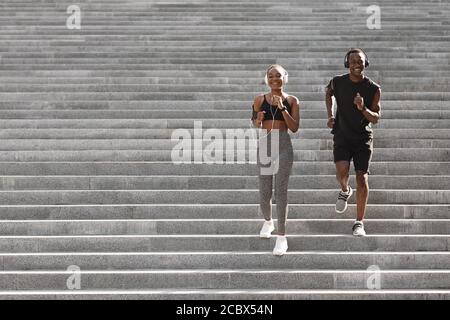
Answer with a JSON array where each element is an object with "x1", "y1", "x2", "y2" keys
[
  {"x1": 338, "y1": 192, "x2": 350, "y2": 201},
  {"x1": 352, "y1": 222, "x2": 364, "y2": 231}
]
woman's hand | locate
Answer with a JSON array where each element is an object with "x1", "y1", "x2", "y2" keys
[
  {"x1": 272, "y1": 95, "x2": 285, "y2": 109},
  {"x1": 256, "y1": 111, "x2": 265, "y2": 122},
  {"x1": 254, "y1": 110, "x2": 265, "y2": 127}
]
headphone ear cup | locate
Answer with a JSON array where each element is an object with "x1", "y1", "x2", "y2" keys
[
  {"x1": 344, "y1": 50, "x2": 369, "y2": 68},
  {"x1": 264, "y1": 74, "x2": 268, "y2": 85},
  {"x1": 283, "y1": 73, "x2": 288, "y2": 84}
]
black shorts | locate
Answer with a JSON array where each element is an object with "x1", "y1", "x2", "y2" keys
[{"x1": 333, "y1": 136, "x2": 373, "y2": 173}]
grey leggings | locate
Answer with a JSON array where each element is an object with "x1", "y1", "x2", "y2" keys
[{"x1": 257, "y1": 130, "x2": 294, "y2": 234}]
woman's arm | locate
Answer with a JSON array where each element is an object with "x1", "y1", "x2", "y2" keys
[
  {"x1": 274, "y1": 95, "x2": 300, "y2": 133},
  {"x1": 252, "y1": 95, "x2": 265, "y2": 128}
]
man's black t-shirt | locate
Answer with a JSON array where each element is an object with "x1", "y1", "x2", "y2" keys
[{"x1": 327, "y1": 74, "x2": 380, "y2": 141}]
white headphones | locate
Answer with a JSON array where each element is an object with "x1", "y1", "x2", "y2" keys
[{"x1": 264, "y1": 64, "x2": 289, "y2": 86}]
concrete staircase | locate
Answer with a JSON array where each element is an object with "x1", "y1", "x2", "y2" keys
[{"x1": 0, "y1": 0, "x2": 449, "y2": 299}]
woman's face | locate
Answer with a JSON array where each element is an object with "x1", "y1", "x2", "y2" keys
[{"x1": 267, "y1": 67, "x2": 286, "y2": 89}]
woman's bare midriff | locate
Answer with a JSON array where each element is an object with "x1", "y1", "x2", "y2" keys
[{"x1": 261, "y1": 120, "x2": 288, "y2": 132}]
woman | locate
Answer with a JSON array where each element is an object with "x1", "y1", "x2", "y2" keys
[{"x1": 251, "y1": 64, "x2": 300, "y2": 256}]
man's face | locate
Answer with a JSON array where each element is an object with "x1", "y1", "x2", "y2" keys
[{"x1": 348, "y1": 52, "x2": 366, "y2": 76}]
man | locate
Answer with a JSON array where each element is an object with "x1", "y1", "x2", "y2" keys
[{"x1": 325, "y1": 48, "x2": 381, "y2": 236}]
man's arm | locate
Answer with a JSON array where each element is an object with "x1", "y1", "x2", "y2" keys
[
  {"x1": 325, "y1": 80, "x2": 335, "y2": 129},
  {"x1": 360, "y1": 88, "x2": 381, "y2": 124}
]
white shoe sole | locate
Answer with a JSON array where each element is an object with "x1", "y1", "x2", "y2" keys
[
  {"x1": 353, "y1": 232, "x2": 366, "y2": 237},
  {"x1": 273, "y1": 238, "x2": 288, "y2": 256},
  {"x1": 335, "y1": 188, "x2": 353, "y2": 213},
  {"x1": 335, "y1": 205, "x2": 348, "y2": 214},
  {"x1": 273, "y1": 249, "x2": 287, "y2": 256},
  {"x1": 259, "y1": 226, "x2": 275, "y2": 238}
]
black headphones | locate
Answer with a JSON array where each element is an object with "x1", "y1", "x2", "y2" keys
[{"x1": 344, "y1": 48, "x2": 369, "y2": 68}]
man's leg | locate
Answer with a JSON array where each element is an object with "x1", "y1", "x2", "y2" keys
[
  {"x1": 333, "y1": 139, "x2": 353, "y2": 214},
  {"x1": 335, "y1": 161, "x2": 351, "y2": 192},
  {"x1": 353, "y1": 139, "x2": 373, "y2": 221},
  {"x1": 352, "y1": 139, "x2": 373, "y2": 236},
  {"x1": 355, "y1": 170, "x2": 369, "y2": 221}
]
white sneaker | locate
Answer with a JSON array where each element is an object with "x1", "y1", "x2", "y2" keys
[
  {"x1": 273, "y1": 235, "x2": 288, "y2": 256},
  {"x1": 259, "y1": 219, "x2": 275, "y2": 238},
  {"x1": 352, "y1": 221, "x2": 366, "y2": 237},
  {"x1": 335, "y1": 186, "x2": 353, "y2": 213}
]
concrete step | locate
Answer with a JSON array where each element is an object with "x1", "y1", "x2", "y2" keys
[
  {"x1": 0, "y1": 80, "x2": 447, "y2": 93},
  {"x1": 2, "y1": 83, "x2": 450, "y2": 93},
  {"x1": 1, "y1": 270, "x2": 450, "y2": 290},
  {"x1": 0, "y1": 219, "x2": 448, "y2": 236},
  {"x1": 0, "y1": 146, "x2": 447, "y2": 161},
  {"x1": 3, "y1": 51, "x2": 450, "y2": 59},
  {"x1": 1, "y1": 65, "x2": 450, "y2": 76},
  {"x1": 1, "y1": 129, "x2": 449, "y2": 141},
  {"x1": 0, "y1": 204, "x2": 447, "y2": 220},
  {"x1": 0, "y1": 175, "x2": 448, "y2": 190},
  {"x1": 0, "y1": 162, "x2": 446, "y2": 176},
  {"x1": 0, "y1": 81, "x2": 448, "y2": 94},
  {"x1": 0, "y1": 148, "x2": 446, "y2": 162},
  {"x1": 2, "y1": 8, "x2": 448, "y2": 15},
  {"x1": 3, "y1": 45, "x2": 450, "y2": 55},
  {"x1": 0, "y1": 189, "x2": 448, "y2": 205},
  {"x1": 0, "y1": 235, "x2": 448, "y2": 252},
  {"x1": 2, "y1": 252, "x2": 449, "y2": 270},
  {"x1": 0, "y1": 118, "x2": 447, "y2": 129},
  {"x1": 1, "y1": 70, "x2": 448, "y2": 78},
  {"x1": 3, "y1": 57, "x2": 450, "y2": 66},
  {"x1": 11, "y1": 18, "x2": 434, "y2": 24},
  {"x1": 0, "y1": 91, "x2": 450, "y2": 101},
  {"x1": 2, "y1": 41, "x2": 450, "y2": 49},
  {"x1": 0, "y1": 128, "x2": 449, "y2": 138},
  {"x1": 5, "y1": 138, "x2": 450, "y2": 150},
  {"x1": 0, "y1": 99, "x2": 447, "y2": 108},
  {"x1": 3, "y1": 25, "x2": 448, "y2": 33},
  {"x1": 0, "y1": 107, "x2": 448, "y2": 118},
  {"x1": 0, "y1": 289, "x2": 448, "y2": 300}
]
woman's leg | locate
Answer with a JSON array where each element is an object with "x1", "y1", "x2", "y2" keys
[
  {"x1": 258, "y1": 136, "x2": 274, "y2": 221},
  {"x1": 259, "y1": 174, "x2": 273, "y2": 221},
  {"x1": 274, "y1": 133, "x2": 294, "y2": 235}
]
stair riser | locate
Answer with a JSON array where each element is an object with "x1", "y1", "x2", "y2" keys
[
  {"x1": 0, "y1": 237, "x2": 447, "y2": 252},
  {"x1": 2, "y1": 253, "x2": 449, "y2": 270}
]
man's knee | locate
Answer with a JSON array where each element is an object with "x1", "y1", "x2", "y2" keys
[
  {"x1": 356, "y1": 171, "x2": 369, "y2": 187},
  {"x1": 335, "y1": 161, "x2": 350, "y2": 178}
]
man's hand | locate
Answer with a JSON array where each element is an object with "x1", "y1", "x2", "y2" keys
[
  {"x1": 354, "y1": 92, "x2": 365, "y2": 110},
  {"x1": 327, "y1": 117, "x2": 335, "y2": 129}
]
